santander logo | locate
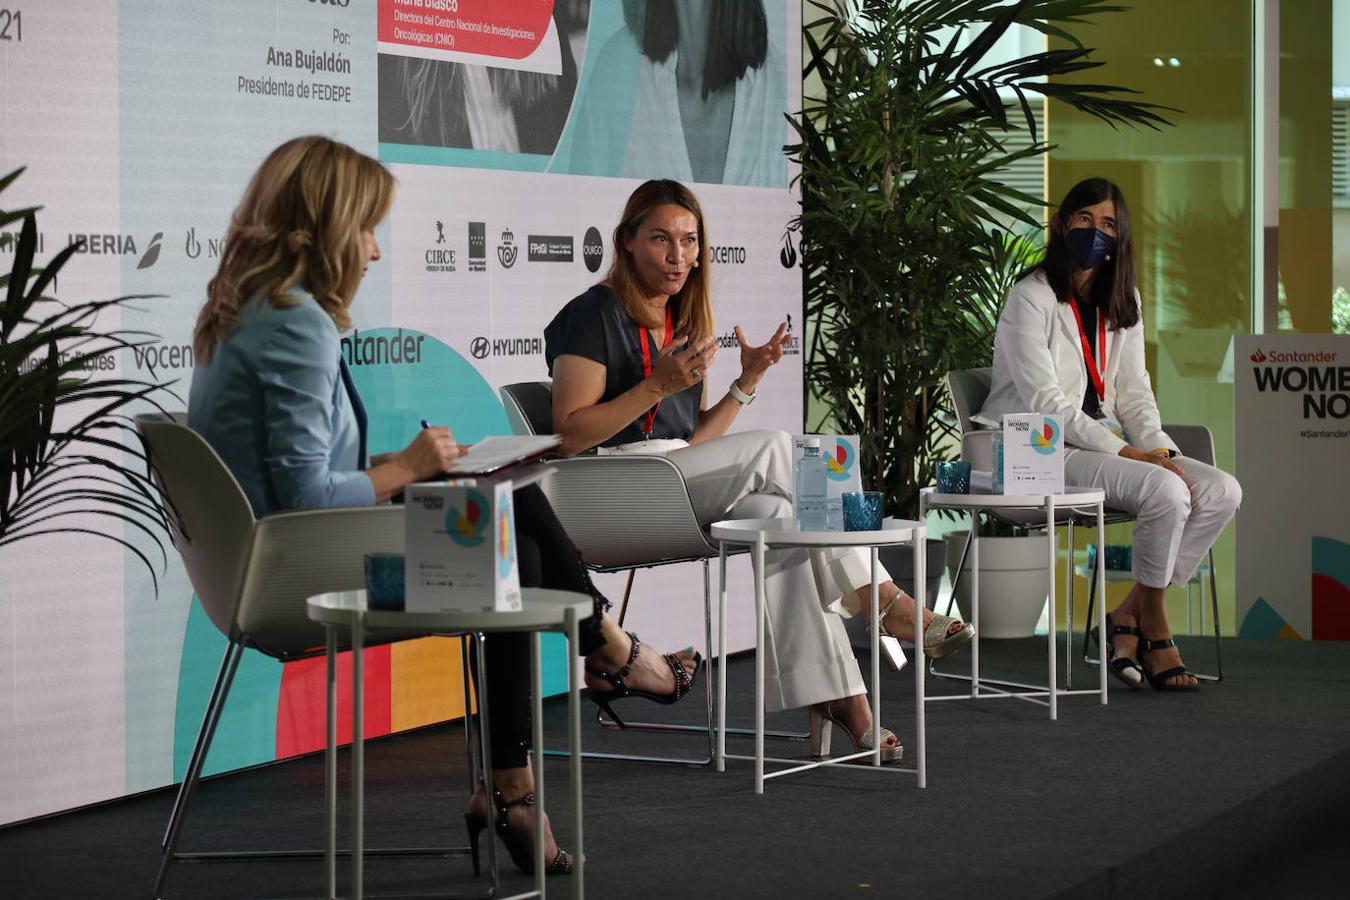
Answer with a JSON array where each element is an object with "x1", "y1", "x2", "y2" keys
[{"x1": 1250, "y1": 348, "x2": 1267, "y2": 363}]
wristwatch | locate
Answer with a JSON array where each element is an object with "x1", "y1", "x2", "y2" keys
[{"x1": 729, "y1": 380, "x2": 756, "y2": 406}]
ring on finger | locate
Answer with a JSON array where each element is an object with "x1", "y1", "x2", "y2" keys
[{"x1": 691, "y1": 368, "x2": 703, "y2": 379}]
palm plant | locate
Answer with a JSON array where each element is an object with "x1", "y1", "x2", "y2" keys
[
  {"x1": 1, "y1": 167, "x2": 175, "y2": 585},
  {"x1": 788, "y1": 0, "x2": 1174, "y2": 517}
]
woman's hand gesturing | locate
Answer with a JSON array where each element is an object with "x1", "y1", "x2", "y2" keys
[
  {"x1": 734, "y1": 322, "x2": 790, "y2": 393},
  {"x1": 650, "y1": 336, "x2": 717, "y2": 397}
]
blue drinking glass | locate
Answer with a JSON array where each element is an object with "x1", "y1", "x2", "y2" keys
[
  {"x1": 935, "y1": 460, "x2": 972, "y2": 494},
  {"x1": 364, "y1": 553, "x2": 406, "y2": 611},
  {"x1": 842, "y1": 491, "x2": 884, "y2": 531}
]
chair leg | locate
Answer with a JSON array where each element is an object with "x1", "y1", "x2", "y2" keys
[
  {"x1": 154, "y1": 641, "x2": 243, "y2": 898},
  {"x1": 1064, "y1": 520, "x2": 1074, "y2": 690},
  {"x1": 1082, "y1": 543, "x2": 1101, "y2": 666},
  {"x1": 1190, "y1": 549, "x2": 1225, "y2": 683}
]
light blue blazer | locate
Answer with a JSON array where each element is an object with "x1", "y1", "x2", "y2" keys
[{"x1": 188, "y1": 292, "x2": 374, "y2": 517}]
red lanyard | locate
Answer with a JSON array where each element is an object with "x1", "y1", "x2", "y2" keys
[
  {"x1": 1068, "y1": 294, "x2": 1107, "y2": 400},
  {"x1": 638, "y1": 305, "x2": 675, "y2": 436}
]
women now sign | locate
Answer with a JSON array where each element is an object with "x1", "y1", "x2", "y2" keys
[{"x1": 377, "y1": 0, "x2": 558, "y2": 73}]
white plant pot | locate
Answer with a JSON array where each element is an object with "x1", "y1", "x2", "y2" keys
[{"x1": 943, "y1": 531, "x2": 1048, "y2": 639}]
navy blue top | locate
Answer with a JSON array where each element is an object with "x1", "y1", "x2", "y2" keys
[{"x1": 544, "y1": 284, "x2": 702, "y2": 447}]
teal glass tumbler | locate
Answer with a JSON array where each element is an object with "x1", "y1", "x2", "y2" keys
[
  {"x1": 936, "y1": 460, "x2": 972, "y2": 494},
  {"x1": 364, "y1": 553, "x2": 405, "y2": 611},
  {"x1": 842, "y1": 491, "x2": 884, "y2": 532}
]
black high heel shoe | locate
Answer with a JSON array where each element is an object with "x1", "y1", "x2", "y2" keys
[
  {"x1": 1088, "y1": 613, "x2": 1144, "y2": 689},
  {"x1": 584, "y1": 631, "x2": 698, "y2": 728},
  {"x1": 1139, "y1": 635, "x2": 1200, "y2": 691},
  {"x1": 492, "y1": 787, "x2": 573, "y2": 875}
]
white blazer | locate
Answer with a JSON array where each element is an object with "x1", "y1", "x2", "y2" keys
[{"x1": 974, "y1": 270, "x2": 1179, "y2": 456}]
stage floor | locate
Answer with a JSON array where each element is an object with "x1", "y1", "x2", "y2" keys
[{"x1": 2, "y1": 637, "x2": 1348, "y2": 899}]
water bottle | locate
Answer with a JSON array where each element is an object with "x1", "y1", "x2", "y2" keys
[
  {"x1": 794, "y1": 439, "x2": 828, "y2": 531},
  {"x1": 991, "y1": 430, "x2": 1005, "y2": 494}
]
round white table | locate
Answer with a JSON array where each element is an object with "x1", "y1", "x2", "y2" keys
[
  {"x1": 919, "y1": 477, "x2": 1108, "y2": 719},
  {"x1": 306, "y1": 588, "x2": 593, "y2": 900},
  {"x1": 709, "y1": 517, "x2": 927, "y2": 793}
]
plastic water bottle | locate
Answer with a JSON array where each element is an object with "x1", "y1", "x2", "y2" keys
[{"x1": 794, "y1": 439, "x2": 828, "y2": 531}]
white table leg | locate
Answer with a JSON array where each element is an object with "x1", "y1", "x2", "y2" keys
[
  {"x1": 870, "y1": 547, "x2": 881, "y2": 767},
  {"x1": 325, "y1": 625, "x2": 337, "y2": 900},
  {"x1": 568, "y1": 611, "x2": 584, "y2": 899},
  {"x1": 914, "y1": 525, "x2": 927, "y2": 789},
  {"x1": 1098, "y1": 502, "x2": 1108, "y2": 705},
  {"x1": 1047, "y1": 496, "x2": 1057, "y2": 721},
  {"x1": 971, "y1": 510, "x2": 980, "y2": 697},
  {"x1": 531, "y1": 632, "x2": 545, "y2": 895},
  {"x1": 754, "y1": 535, "x2": 766, "y2": 795},
  {"x1": 351, "y1": 614, "x2": 364, "y2": 900},
  {"x1": 717, "y1": 540, "x2": 728, "y2": 773}
]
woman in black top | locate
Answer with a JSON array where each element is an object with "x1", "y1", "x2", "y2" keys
[{"x1": 545, "y1": 179, "x2": 974, "y2": 763}]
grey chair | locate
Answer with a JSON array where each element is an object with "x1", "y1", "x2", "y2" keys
[
  {"x1": 944, "y1": 368, "x2": 1223, "y2": 684},
  {"x1": 500, "y1": 382, "x2": 781, "y2": 766},
  {"x1": 135, "y1": 413, "x2": 478, "y2": 897}
]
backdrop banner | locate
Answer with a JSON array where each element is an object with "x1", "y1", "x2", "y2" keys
[
  {"x1": 1234, "y1": 334, "x2": 1350, "y2": 641},
  {"x1": 0, "y1": 0, "x2": 802, "y2": 825}
]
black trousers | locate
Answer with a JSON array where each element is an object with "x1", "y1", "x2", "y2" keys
[{"x1": 473, "y1": 484, "x2": 607, "y2": 769}]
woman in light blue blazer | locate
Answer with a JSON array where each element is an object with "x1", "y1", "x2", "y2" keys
[{"x1": 189, "y1": 137, "x2": 697, "y2": 876}]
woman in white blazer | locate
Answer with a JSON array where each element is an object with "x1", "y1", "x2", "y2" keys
[{"x1": 978, "y1": 178, "x2": 1241, "y2": 691}]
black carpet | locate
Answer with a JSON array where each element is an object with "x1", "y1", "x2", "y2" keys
[{"x1": 2, "y1": 637, "x2": 1349, "y2": 899}]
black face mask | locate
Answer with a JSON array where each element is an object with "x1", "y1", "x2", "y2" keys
[{"x1": 1065, "y1": 226, "x2": 1116, "y2": 270}]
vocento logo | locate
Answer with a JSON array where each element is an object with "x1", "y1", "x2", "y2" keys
[
  {"x1": 825, "y1": 437, "x2": 855, "y2": 481},
  {"x1": 1031, "y1": 417, "x2": 1061, "y2": 455},
  {"x1": 446, "y1": 489, "x2": 489, "y2": 547}
]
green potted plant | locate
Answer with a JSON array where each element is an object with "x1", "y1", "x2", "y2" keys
[
  {"x1": 788, "y1": 0, "x2": 1172, "y2": 518},
  {"x1": 1, "y1": 167, "x2": 174, "y2": 585}
]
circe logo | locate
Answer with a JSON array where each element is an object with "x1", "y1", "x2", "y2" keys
[
  {"x1": 1250, "y1": 348, "x2": 1267, "y2": 363},
  {"x1": 446, "y1": 489, "x2": 489, "y2": 547},
  {"x1": 497, "y1": 228, "x2": 518, "y2": 268},
  {"x1": 470, "y1": 337, "x2": 490, "y2": 359},
  {"x1": 582, "y1": 226, "x2": 604, "y2": 273}
]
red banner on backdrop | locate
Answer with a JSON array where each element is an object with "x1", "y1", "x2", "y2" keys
[{"x1": 378, "y1": 0, "x2": 554, "y2": 60}]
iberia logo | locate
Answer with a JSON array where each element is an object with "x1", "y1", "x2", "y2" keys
[
  {"x1": 1031, "y1": 418, "x2": 1061, "y2": 455},
  {"x1": 1250, "y1": 348, "x2": 1267, "y2": 363},
  {"x1": 497, "y1": 501, "x2": 515, "y2": 579},
  {"x1": 446, "y1": 489, "x2": 489, "y2": 547},
  {"x1": 826, "y1": 437, "x2": 856, "y2": 482}
]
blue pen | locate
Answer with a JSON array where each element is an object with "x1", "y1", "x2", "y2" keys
[{"x1": 420, "y1": 419, "x2": 432, "y2": 430}]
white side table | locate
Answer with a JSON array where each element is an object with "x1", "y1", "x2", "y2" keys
[
  {"x1": 919, "y1": 478, "x2": 1108, "y2": 719},
  {"x1": 709, "y1": 517, "x2": 927, "y2": 793},
  {"x1": 306, "y1": 588, "x2": 592, "y2": 900}
]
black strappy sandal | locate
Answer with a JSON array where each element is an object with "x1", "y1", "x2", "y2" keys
[
  {"x1": 1139, "y1": 635, "x2": 1201, "y2": 691},
  {"x1": 1089, "y1": 613, "x2": 1145, "y2": 689},
  {"x1": 584, "y1": 631, "x2": 699, "y2": 728},
  {"x1": 491, "y1": 787, "x2": 574, "y2": 875}
]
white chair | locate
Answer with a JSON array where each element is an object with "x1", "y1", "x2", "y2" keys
[
  {"x1": 943, "y1": 369, "x2": 1223, "y2": 683},
  {"x1": 135, "y1": 413, "x2": 477, "y2": 897},
  {"x1": 499, "y1": 382, "x2": 791, "y2": 766}
]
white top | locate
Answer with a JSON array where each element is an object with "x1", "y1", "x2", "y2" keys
[
  {"x1": 306, "y1": 588, "x2": 594, "y2": 634},
  {"x1": 974, "y1": 271, "x2": 1179, "y2": 456},
  {"x1": 920, "y1": 478, "x2": 1105, "y2": 510},
  {"x1": 710, "y1": 517, "x2": 923, "y2": 548}
]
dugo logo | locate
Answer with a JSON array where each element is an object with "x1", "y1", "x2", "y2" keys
[
  {"x1": 825, "y1": 437, "x2": 855, "y2": 482},
  {"x1": 498, "y1": 228, "x2": 518, "y2": 268},
  {"x1": 446, "y1": 489, "x2": 489, "y2": 547},
  {"x1": 1251, "y1": 348, "x2": 1267, "y2": 363},
  {"x1": 1031, "y1": 417, "x2": 1061, "y2": 455},
  {"x1": 497, "y1": 501, "x2": 515, "y2": 579},
  {"x1": 582, "y1": 226, "x2": 604, "y2": 273}
]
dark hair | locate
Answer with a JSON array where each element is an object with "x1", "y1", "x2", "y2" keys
[
  {"x1": 622, "y1": 0, "x2": 768, "y2": 99},
  {"x1": 1040, "y1": 177, "x2": 1139, "y2": 330}
]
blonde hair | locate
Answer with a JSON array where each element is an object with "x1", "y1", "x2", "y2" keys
[
  {"x1": 193, "y1": 136, "x2": 395, "y2": 362},
  {"x1": 606, "y1": 179, "x2": 714, "y2": 342}
]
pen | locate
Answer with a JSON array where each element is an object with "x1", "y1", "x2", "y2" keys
[{"x1": 420, "y1": 419, "x2": 432, "y2": 430}]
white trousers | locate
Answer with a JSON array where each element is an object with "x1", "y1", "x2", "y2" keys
[
  {"x1": 603, "y1": 430, "x2": 883, "y2": 711},
  {"x1": 1064, "y1": 450, "x2": 1242, "y2": 589}
]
